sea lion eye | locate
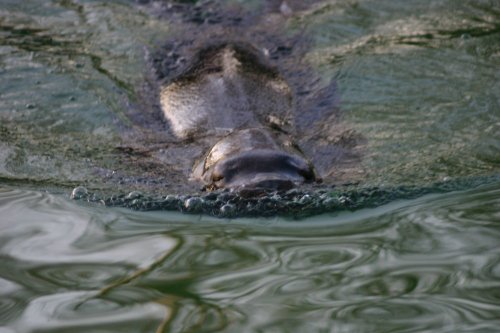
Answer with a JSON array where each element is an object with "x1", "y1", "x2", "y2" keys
[{"x1": 212, "y1": 173, "x2": 224, "y2": 182}]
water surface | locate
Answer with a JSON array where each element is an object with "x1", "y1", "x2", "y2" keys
[
  {"x1": 1, "y1": 0, "x2": 500, "y2": 332},
  {"x1": 1, "y1": 0, "x2": 498, "y2": 193},
  {"x1": 1, "y1": 183, "x2": 500, "y2": 332}
]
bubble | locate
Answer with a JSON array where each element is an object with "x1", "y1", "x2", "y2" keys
[
  {"x1": 70, "y1": 186, "x2": 88, "y2": 200},
  {"x1": 184, "y1": 197, "x2": 203, "y2": 212},
  {"x1": 220, "y1": 203, "x2": 236, "y2": 217},
  {"x1": 126, "y1": 191, "x2": 143, "y2": 200},
  {"x1": 298, "y1": 194, "x2": 312, "y2": 204},
  {"x1": 202, "y1": 192, "x2": 218, "y2": 201}
]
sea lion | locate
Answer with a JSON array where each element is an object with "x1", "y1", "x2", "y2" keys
[
  {"x1": 126, "y1": 0, "x2": 362, "y2": 195},
  {"x1": 160, "y1": 43, "x2": 317, "y2": 191}
]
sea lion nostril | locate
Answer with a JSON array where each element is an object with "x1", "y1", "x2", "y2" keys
[{"x1": 250, "y1": 179, "x2": 295, "y2": 191}]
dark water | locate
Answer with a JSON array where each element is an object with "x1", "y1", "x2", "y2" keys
[{"x1": 1, "y1": 0, "x2": 500, "y2": 331}]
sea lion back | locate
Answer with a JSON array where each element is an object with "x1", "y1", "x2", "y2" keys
[{"x1": 160, "y1": 44, "x2": 293, "y2": 139}]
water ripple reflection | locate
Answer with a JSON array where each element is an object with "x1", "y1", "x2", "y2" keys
[
  {"x1": 27, "y1": 264, "x2": 130, "y2": 290},
  {"x1": 13, "y1": 291, "x2": 169, "y2": 333},
  {"x1": 153, "y1": 183, "x2": 500, "y2": 332},
  {"x1": 0, "y1": 189, "x2": 177, "y2": 266},
  {"x1": 1, "y1": 184, "x2": 500, "y2": 332}
]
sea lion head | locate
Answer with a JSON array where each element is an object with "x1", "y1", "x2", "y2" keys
[
  {"x1": 193, "y1": 128, "x2": 316, "y2": 192},
  {"x1": 160, "y1": 43, "x2": 317, "y2": 192}
]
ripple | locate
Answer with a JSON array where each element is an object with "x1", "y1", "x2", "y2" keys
[
  {"x1": 0, "y1": 277, "x2": 23, "y2": 324},
  {"x1": 12, "y1": 291, "x2": 170, "y2": 333},
  {"x1": 441, "y1": 187, "x2": 500, "y2": 226},
  {"x1": 0, "y1": 189, "x2": 177, "y2": 266},
  {"x1": 0, "y1": 277, "x2": 21, "y2": 295},
  {"x1": 330, "y1": 299, "x2": 444, "y2": 332},
  {"x1": 0, "y1": 189, "x2": 45, "y2": 213},
  {"x1": 275, "y1": 276, "x2": 323, "y2": 294},
  {"x1": 0, "y1": 297, "x2": 22, "y2": 324},
  {"x1": 179, "y1": 233, "x2": 384, "y2": 305},
  {"x1": 4, "y1": 185, "x2": 500, "y2": 332},
  {"x1": 154, "y1": 231, "x2": 269, "y2": 274},
  {"x1": 280, "y1": 241, "x2": 367, "y2": 272},
  {"x1": 189, "y1": 257, "x2": 280, "y2": 303},
  {"x1": 168, "y1": 301, "x2": 230, "y2": 333},
  {"x1": 27, "y1": 264, "x2": 131, "y2": 290}
]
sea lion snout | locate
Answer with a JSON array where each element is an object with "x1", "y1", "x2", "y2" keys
[{"x1": 205, "y1": 149, "x2": 316, "y2": 191}]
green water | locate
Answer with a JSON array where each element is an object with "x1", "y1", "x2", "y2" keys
[
  {"x1": 1, "y1": 0, "x2": 499, "y2": 191},
  {"x1": 1, "y1": 0, "x2": 500, "y2": 331},
  {"x1": 1, "y1": 183, "x2": 500, "y2": 332}
]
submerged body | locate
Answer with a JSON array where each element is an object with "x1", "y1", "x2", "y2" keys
[
  {"x1": 132, "y1": 0, "x2": 364, "y2": 195},
  {"x1": 160, "y1": 43, "x2": 317, "y2": 191}
]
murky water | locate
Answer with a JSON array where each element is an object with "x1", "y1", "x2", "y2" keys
[
  {"x1": 1, "y1": 0, "x2": 499, "y2": 192},
  {"x1": 1, "y1": 0, "x2": 499, "y2": 331}
]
